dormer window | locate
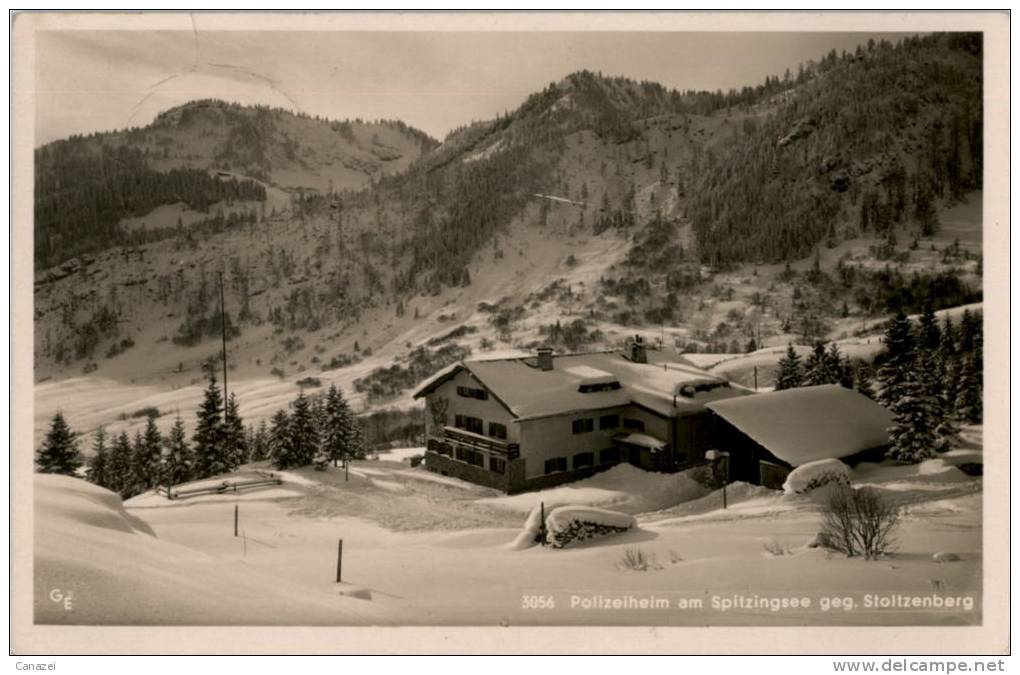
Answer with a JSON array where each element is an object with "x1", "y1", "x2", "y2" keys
[{"x1": 457, "y1": 385, "x2": 489, "y2": 400}]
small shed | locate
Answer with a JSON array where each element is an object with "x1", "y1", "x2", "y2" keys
[{"x1": 705, "y1": 384, "x2": 894, "y2": 488}]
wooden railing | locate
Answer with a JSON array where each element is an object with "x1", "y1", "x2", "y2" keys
[
  {"x1": 156, "y1": 471, "x2": 283, "y2": 500},
  {"x1": 429, "y1": 427, "x2": 520, "y2": 460}
]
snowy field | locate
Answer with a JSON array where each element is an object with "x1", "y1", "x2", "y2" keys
[{"x1": 35, "y1": 428, "x2": 983, "y2": 626}]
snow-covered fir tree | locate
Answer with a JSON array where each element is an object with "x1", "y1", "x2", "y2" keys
[
  {"x1": 956, "y1": 353, "x2": 983, "y2": 423},
  {"x1": 887, "y1": 369, "x2": 939, "y2": 463},
  {"x1": 192, "y1": 372, "x2": 228, "y2": 478},
  {"x1": 223, "y1": 393, "x2": 247, "y2": 469},
  {"x1": 268, "y1": 409, "x2": 292, "y2": 469},
  {"x1": 321, "y1": 384, "x2": 358, "y2": 466},
  {"x1": 86, "y1": 426, "x2": 109, "y2": 488},
  {"x1": 803, "y1": 341, "x2": 834, "y2": 386},
  {"x1": 163, "y1": 416, "x2": 193, "y2": 488},
  {"x1": 877, "y1": 311, "x2": 915, "y2": 409},
  {"x1": 108, "y1": 431, "x2": 134, "y2": 496},
  {"x1": 138, "y1": 415, "x2": 164, "y2": 489},
  {"x1": 284, "y1": 391, "x2": 319, "y2": 469},
  {"x1": 774, "y1": 345, "x2": 803, "y2": 390},
  {"x1": 36, "y1": 411, "x2": 82, "y2": 476},
  {"x1": 248, "y1": 419, "x2": 269, "y2": 462}
]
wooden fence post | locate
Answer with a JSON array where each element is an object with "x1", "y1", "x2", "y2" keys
[
  {"x1": 336, "y1": 538, "x2": 344, "y2": 583},
  {"x1": 539, "y1": 501, "x2": 546, "y2": 546},
  {"x1": 234, "y1": 504, "x2": 239, "y2": 537}
]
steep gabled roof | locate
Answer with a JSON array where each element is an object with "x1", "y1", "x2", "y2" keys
[
  {"x1": 705, "y1": 384, "x2": 893, "y2": 467},
  {"x1": 413, "y1": 350, "x2": 747, "y2": 421}
]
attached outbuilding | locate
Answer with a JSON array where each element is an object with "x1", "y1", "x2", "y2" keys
[{"x1": 705, "y1": 384, "x2": 894, "y2": 489}]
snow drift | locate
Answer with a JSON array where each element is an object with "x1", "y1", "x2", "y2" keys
[
  {"x1": 479, "y1": 463, "x2": 711, "y2": 515},
  {"x1": 782, "y1": 459, "x2": 852, "y2": 495},
  {"x1": 507, "y1": 503, "x2": 548, "y2": 550},
  {"x1": 35, "y1": 474, "x2": 393, "y2": 625}
]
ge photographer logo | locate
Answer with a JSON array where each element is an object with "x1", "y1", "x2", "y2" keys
[{"x1": 48, "y1": 588, "x2": 74, "y2": 611}]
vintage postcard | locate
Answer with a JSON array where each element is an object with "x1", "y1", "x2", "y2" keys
[{"x1": 10, "y1": 10, "x2": 1010, "y2": 656}]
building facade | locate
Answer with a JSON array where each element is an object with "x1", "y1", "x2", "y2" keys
[{"x1": 412, "y1": 339, "x2": 749, "y2": 493}]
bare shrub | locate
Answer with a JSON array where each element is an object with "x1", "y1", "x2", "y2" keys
[
  {"x1": 617, "y1": 548, "x2": 659, "y2": 572},
  {"x1": 821, "y1": 485, "x2": 900, "y2": 559},
  {"x1": 851, "y1": 487, "x2": 900, "y2": 559}
]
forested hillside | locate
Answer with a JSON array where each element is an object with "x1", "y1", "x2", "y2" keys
[
  {"x1": 33, "y1": 33, "x2": 984, "y2": 392},
  {"x1": 35, "y1": 143, "x2": 266, "y2": 268},
  {"x1": 34, "y1": 100, "x2": 438, "y2": 267},
  {"x1": 688, "y1": 32, "x2": 982, "y2": 265}
]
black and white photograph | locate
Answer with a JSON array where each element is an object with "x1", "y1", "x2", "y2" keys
[{"x1": 10, "y1": 10, "x2": 1010, "y2": 657}]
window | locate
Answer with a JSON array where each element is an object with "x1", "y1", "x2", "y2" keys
[
  {"x1": 455, "y1": 446, "x2": 484, "y2": 467},
  {"x1": 623, "y1": 418, "x2": 645, "y2": 432},
  {"x1": 489, "y1": 457, "x2": 506, "y2": 474},
  {"x1": 572, "y1": 418, "x2": 594, "y2": 434},
  {"x1": 456, "y1": 386, "x2": 489, "y2": 400},
  {"x1": 488, "y1": 422, "x2": 508, "y2": 440},
  {"x1": 599, "y1": 414, "x2": 620, "y2": 430},
  {"x1": 572, "y1": 452, "x2": 595, "y2": 469},
  {"x1": 544, "y1": 457, "x2": 568, "y2": 474},
  {"x1": 578, "y1": 381, "x2": 622, "y2": 393},
  {"x1": 454, "y1": 414, "x2": 484, "y2": 435},
  {"x1": 600, "y1": 448, "x2": 620, "y2": 464}
]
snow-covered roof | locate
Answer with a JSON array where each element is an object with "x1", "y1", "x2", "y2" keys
[
  {"x1": 563, "y1": 365, "x2": 618, "y2": 387},
  {"x1": 413, "y1": 349, "x2": 747, "y2": 420},
  {"x1": 705, "y1": 384, "x2": 893, "y2": 467}
]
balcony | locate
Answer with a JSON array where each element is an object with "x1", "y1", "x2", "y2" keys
[{"x1": 429, "y1": 426, "x2": 520, "y2": 460}]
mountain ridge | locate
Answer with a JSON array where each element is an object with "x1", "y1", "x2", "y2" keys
[{"x1": 33, "y1": 33, "x2": 983, "y2": 400}]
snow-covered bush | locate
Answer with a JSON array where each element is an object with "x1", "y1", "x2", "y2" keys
[
  {"x1": 782, "y1": 458, "x2": 852, "y2": 495},
  {"x1": 546, "y1": 506, "x2": 636, "y2": 549}
]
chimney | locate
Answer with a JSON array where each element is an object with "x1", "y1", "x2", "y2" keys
[
  {"x1": 537, "y1": 346, "x2": 554, "y2": 371},
  {"x1": 629, "y1": 334, "x2": 647, "y2": 364}
]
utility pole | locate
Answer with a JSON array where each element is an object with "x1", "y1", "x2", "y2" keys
[{"x1": 219, "y1": 270, "x2": 229, "y2": 421}]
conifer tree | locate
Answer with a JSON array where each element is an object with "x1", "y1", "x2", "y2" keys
[
  {"x1": 917, "y1": 304, "x2": 941, "y2": 352},
  {"x1": 887, "y1": 369, "x2": 939, "y2": 463},
  {"x1": 774, "y1": 345, "x2": 804, "y2": 390},
  {"x1": 139, "y1": 415, "x2": 164, "y2": 489},
  {"x1": 163, "y1": 416, "x2": 193, "y2": 488},
  {"x1": 827, "y1": 343, "x2": 853, "y2": 388},
  {"x1": 108, "y1": 431, "x2": 134, "y2": 495},
  {"x1": 321, "y1": 384, "x2": 358, "y2": 466},
  {"x1": 223, "y1": 393, "x2": 247, "y2": 469},
  {"x1": 803, "y1": 341, "x2": 831, "y2": 386},
  {"x1": 956, "y1": 353, "x2": 983, "y2": 423},
  {"x1": 192, "y1": 372, "x2": 227, "y2": 479},
  {"x1": 86, "y1": 426, "x2": 110, "y2": 488},
  {"x1": 877, "y1": 312, "x2": 915, "y2": 409},
  {"x1": 36, "y1": 412, "x2": 82, "y2": 476},
  {"x1": 128, "y1": 431, "x2": 148, "y2": 497},
  {"x1": 851, "y1": 360, "x2": 877, "y2": 399},
  {"x1": 284, "y1": 391, "x2": 319, "y2": 469},
  {"x1": 268, "y1": 409, "x2": 292, "y2": 469},
  {"x1": 249, "y1": 420, "x2": 269, "y2": 462}
]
